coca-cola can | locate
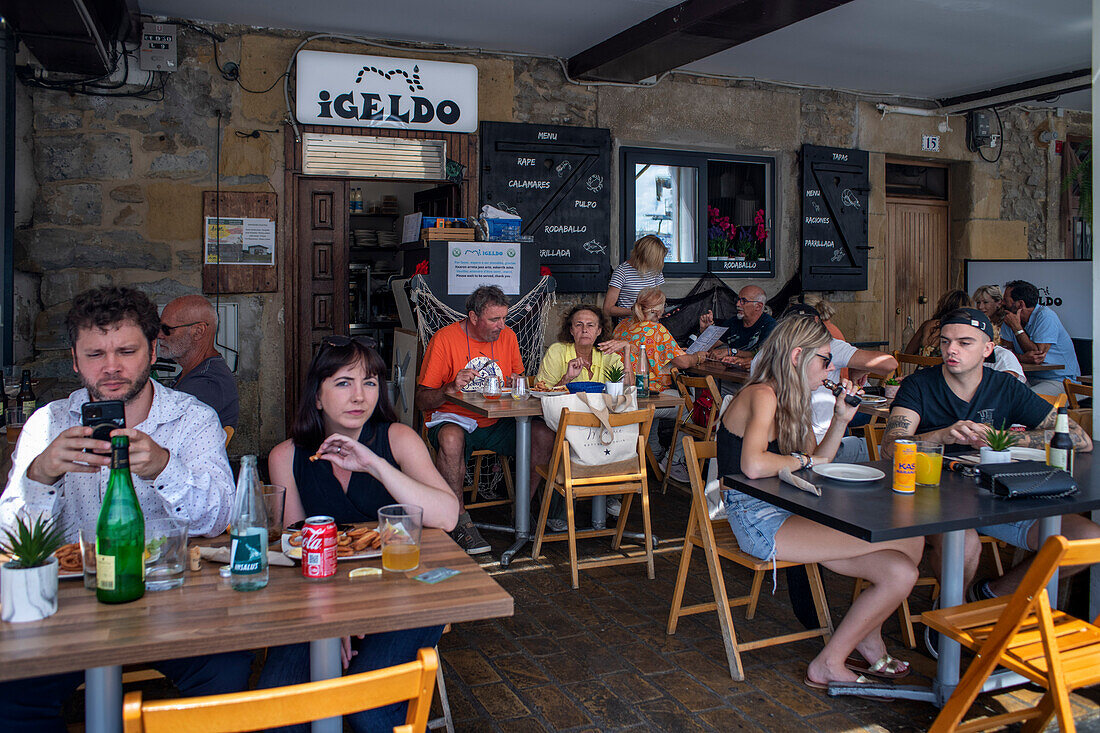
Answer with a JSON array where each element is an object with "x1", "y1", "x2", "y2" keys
[{"x1": 301, "y1": 516, "x2": 337, "y2": 579}]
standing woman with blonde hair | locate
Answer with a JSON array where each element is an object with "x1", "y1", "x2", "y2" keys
[
  {"x1": 717, "y1": 316, "x2": 923, "y2": 691},
  {"x1": 604, "y1": 235, "x2": 668, "y2": 319}
]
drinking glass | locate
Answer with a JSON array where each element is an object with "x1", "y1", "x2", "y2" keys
[
  {"x1": 512, "y1": 375, "x2": 528, "y2": 401},
  {"x1": 483, "y1": 376, "x2": 501, "y2": 400},
  {"x1": 378, "y1": 504, "x2": 423, "y2": 572},
  {"x1": 915, "y1": 442, "x2": 944, "y2": 487},
  {"x1": 1044, "y1": 429, "x2": 1054, "y2": 465},
  {"x1": 78, "y1": 527, "x2": 97, "y2": 590},
  {"x1": 262, "y1": 485, "x2": 286, "y2": 544},
  {"x1": 6, "y1": 406, "x2": 24, "y2": 444},
  {"x1": 144, "y1": 519, "x2": 188, "y2": 590}
]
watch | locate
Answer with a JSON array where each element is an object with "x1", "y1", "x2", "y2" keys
[
  {"x1": 1015, "y1": 329, "x2": 1025, "y2": 336},
  {"x1": 730, "y1": 347, "x2": 738, "y2": 355}
]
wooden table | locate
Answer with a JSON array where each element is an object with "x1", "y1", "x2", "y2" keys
[
  {"x1": 444, "y1": 391, "x2": 682, "y2": 566},
  {"x1": 1022, "y1": 362, "x2": 1065, "y2": 372},
  {"x1": 723, "y1": 454, "x2": 1100, "y2": 706},
  {"x1": 0, "y1": 529, "x2": 513, "y2": 733},
  {"x1": 688, "y1": 361, "x2": 750, "y2": 385}
]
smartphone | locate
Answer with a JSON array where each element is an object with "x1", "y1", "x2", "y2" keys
[{"x1": 81, "y1": 400, "x2": 125, "y2": 443}]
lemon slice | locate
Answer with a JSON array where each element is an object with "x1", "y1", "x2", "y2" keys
[
  {"x1": 348, "y1": 567, "x2": 381, "y2": 579},
  {"x1": 285, "y1": 547, "x2": 302, "y2": 560}
]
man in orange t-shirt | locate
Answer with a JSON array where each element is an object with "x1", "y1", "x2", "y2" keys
[{"x1": 416, "y1": 285, "x2": 552, "y2": 554}]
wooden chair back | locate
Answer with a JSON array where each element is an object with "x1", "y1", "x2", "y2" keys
[
  {"x1": 661, "y1": 370, "x2": 722, "y2": 492},
  {"x1": 1038, "y1": 392, "x2": 1067, "y2": 408},
  {"x1": 123, "y1": 647, "x2": 438, "y2": 733},
  {"x1": 925, "y1": 536, "x2": 1100, "y2": 732},
  {"x1": 543, "y1": 406, "x2": 655, "y2": 488},
  {"x1": 862, "y1": 419, "x2": 887, "y2": 462},
  {"x1": 223, "y1": 426, "x2": 234, "y2": 449},
  {"x1": 892, "y1": 350, "x2": 941, "y2": 376},
  {"x1": 1064, "y1": 378, "x2": 1092, "y2": 409}
]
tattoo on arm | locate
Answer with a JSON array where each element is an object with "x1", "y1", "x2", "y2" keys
[{"x1": 882, "y1": 414, "x2": 913, "y2": 443}]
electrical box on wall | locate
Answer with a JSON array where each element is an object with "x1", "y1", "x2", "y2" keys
[
  {"x1": 966, "y1": 111, "x2": 992, "y2": 152},
  {"x1": 139, "y1": 23, "x2": 177, "y2": 72}
]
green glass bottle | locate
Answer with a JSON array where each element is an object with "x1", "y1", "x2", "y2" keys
[{"x1": 96, "y1": 435, "x2": 145, "y2": 603}]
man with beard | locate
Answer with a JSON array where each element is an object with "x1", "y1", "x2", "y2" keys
[
  {"x1": 0, "y1": 286, "x2": 247, "y2": 732},
  {"x1": 159, "y1": 294, "x2": 239, "y2": 429},
  {"x1": 698, "y1": 284, "x2": 777, "y2": 369}
]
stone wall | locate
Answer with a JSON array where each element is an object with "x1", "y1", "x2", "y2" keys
[{"x1": 13, "y1": 23, "x2": 1090, "y2": 458}]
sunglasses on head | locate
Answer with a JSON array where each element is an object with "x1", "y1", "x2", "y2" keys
[
  {"x1": 160, "y1": 321, "x2": 202, "y2": 336},
  {"x1": 320, "y1": 334, "x2": 379, "y2": 350}
]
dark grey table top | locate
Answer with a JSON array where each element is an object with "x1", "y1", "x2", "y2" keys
[{"x1": 722, "y1": 454, "x2": 1100, "y2": 542}]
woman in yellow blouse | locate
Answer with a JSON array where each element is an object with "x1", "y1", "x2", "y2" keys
[{"x1": 536, "y1": 305, "x2": 625, "y2": 389}]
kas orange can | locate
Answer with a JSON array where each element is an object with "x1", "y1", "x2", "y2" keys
[{"x1": 892, "y1": 440, "x2": 917, "y2": 494}]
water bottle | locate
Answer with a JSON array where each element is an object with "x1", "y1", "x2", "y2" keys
[
  {"x1": 230, "y1": 455, "x2": 269, "y2": 591},
  {"x1": 634, "y1": 345, "x2": 649, "y2": 398}
]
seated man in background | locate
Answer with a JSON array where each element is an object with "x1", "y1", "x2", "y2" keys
[
  {"x1": 1000, "y1": 279, "x2": 1080, "y2": 396},
  {"x1": 881, "y1": 307, "x2": 1096, "y2": 601},
  {"x1": 0, "y1": 285, "x2": 248, "y2": 731},
  {"x1": 416, "y1": 285, "x2": 553, "y2": 555},
  {"x1": 158, "y1": 294, "x2": 239, "y2": 430},
  {"x1": 698, "y1": 284, "x2": 776, "y2": 369}
]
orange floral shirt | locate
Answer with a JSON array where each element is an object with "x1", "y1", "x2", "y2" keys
[{"x1": 611, "y1": 319, "x2": 685, "y2": 392}]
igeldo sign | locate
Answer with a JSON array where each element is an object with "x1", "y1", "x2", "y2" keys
[{"x1": 295, "y1": 50, "x2": 479, "y2": 133}]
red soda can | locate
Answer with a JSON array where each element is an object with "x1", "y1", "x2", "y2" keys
[{"x1": 302, "y1": 516, "x2": 337, "y2": 579}]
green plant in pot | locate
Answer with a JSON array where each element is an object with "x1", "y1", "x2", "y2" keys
[
  {"x1": 604, "y1": 361, "x2": 625, "y2": 397},
  {"x1": 980, "y1": 424, "x2": 1021, "y2": 465},
  {"x1": 883, "y1": 376, "x2": 901, "y2": 399},
  {"x1": 1, "y1": 514, "x2": 66, "y2": 623}
]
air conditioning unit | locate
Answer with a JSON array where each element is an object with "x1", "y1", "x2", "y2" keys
[{"x1": 0, "y1": 0, "x2": 136, "y2": 75}]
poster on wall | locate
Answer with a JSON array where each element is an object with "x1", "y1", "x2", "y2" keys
[
  {"x1": 447, "y1": 243, "x2": 521, "y2": 295},
  {"x1": 204, "y1": 217, "x2": 276, "y2": 265},
  {"x1": 295, "y1": 50, "x2": 478, "y2": 133}
]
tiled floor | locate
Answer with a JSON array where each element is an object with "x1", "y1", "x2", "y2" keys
[{"x1": 438, "y1": 483, "x2": 1100, "y2": 732}]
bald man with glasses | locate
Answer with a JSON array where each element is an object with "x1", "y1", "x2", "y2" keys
[
  {"x1": 159, "y1": 294, "x2": 239, "y2": 430},
  {"x1": 698, "y1": 285, "x2": 777, "y2": 369}
]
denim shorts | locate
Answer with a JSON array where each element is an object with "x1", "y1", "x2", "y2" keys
[
  {"x1": 976, "y1": 519, "x2": 1035, "y2": 550},
  {"x1": 722, "y1": 489, "x2": 791, "y2": 561}
]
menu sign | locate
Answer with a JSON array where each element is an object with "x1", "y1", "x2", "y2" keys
[
  {"x1": 480, "y1": 122, "x2": 611, "y2": 292},
  {"x1": 800, "y1": 144, "x2": 869, "y2": 291}
]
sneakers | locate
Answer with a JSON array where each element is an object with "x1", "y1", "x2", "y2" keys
[
  {"x1": 546, "y1": 518, "x2": 567, "y2": 533},
  {"x1": 606, "y1": 497, "x2": 622, "y2": 517},
  {"x1": 451, "y1": 521, "x2": 491, "y2": 555},
  {"x1": 966, "y1": 578, "x2": 997, "y2": 603},
  {"x1": 668, "y1": 460, "x2": 690, "y2": 484}
]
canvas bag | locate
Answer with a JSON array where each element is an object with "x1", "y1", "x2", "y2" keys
[{"x1": 540, "y1": 387, "x2": 641, "y2": 468}]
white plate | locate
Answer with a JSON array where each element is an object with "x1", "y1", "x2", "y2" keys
[
  {"x1": 282, "y1": 529, "x2": 381, "y2": 562},
  {"x1": 859, "y1": 395, "x2": 888, "y2": 405},
  {"x1": 1009, "y1": 447, "x2": 1046, "y2": 461},
  {"x1": 529, "y1": 390, "x2": 568, "y2": 398},
  {"x1": 812, "y1": 464, "x2": 886, "y2": 482}
]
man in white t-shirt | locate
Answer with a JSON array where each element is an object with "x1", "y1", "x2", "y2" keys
[{"x1": 987, "y1": 345, "x2": 1025, "y2": 383}]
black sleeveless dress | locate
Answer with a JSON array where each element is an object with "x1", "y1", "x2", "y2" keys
[{"x1": 292, "y1": 420, "x2": 397, "y2": 522}]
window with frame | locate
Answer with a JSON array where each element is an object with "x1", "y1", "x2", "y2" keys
[{"x1": 620, "y1": 147, "x2": 776, "y2": 277}]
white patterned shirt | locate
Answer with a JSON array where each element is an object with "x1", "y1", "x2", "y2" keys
[{"x1": 0, "y1": 379, "x2": 235, "y2": 543}]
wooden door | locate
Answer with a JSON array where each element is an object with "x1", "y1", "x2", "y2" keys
[
  {"x1": 884, "y1": 198, "x2": 949, "y2": 350},
  {"x1": 290, "y1": 178, "x2": 349, "y2": 419}
]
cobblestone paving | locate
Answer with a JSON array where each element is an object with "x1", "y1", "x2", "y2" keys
[{"x1": 439, "y1": 486, "x2": 1100, "y2": 732}]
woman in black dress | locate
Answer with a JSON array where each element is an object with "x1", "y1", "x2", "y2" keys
[{"x1": 259, "y1": 336, "x2": 458, "y2": 731}]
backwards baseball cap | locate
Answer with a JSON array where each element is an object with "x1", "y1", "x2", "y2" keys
[
  {"x1": 939, "y1": 307, "x2": 995, "y2": 341},
  {"x1": 781, "y1": 303, "x2": 819, "y2": 320}
]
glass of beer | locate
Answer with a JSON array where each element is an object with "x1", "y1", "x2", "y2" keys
[
  {"x1": 378, "y1": 504, "x2": 423, "y2": 572},
  {"x1": 483, "y1": 376, "x2": 501, "y2": 400},
  {"x1": 914, "y1": 442, "x2": 944, "y2": 487}
]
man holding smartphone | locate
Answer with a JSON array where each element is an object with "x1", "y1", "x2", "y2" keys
[{"x1": 0, "y1": 285, "x2": 248, "y2": 732}]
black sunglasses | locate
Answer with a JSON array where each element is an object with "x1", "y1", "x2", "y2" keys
[
  {"x1": 815, "y1": 352, "x2": 833, "y2": 368},
  {"x1": 160, "y1": 321, "x2": 202, "y2": 336},
  {"x1": 321, "y1": 334, "x2": 379, "y2": 350}
]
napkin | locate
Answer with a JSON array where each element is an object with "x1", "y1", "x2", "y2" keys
[
  {"x1": 199, "y1": 546, "x2": 295, "y2": 567},
  {"x1": 779, "y1": 468, "x2": 821, "y2": 496}
]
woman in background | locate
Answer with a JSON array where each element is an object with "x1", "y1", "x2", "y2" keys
[
  {"x1": 903, "y1": 289, "x2": 971, "y2": 357},
  {"x1": 972, "y1": 284, "x2": 1007, "y2": 344},
  {"x1": 603, "y1": 235, "x2": 667, "y2": 319},
  {"x1": 536, "y1": 305, "x2": 625, "y2": 389}
]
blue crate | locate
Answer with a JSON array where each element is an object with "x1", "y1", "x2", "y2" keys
[{"x1": 485, "y1": 218, "x2": 521, "y2": 241}]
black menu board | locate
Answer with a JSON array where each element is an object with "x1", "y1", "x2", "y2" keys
[
  {"x1": 800, "y1": 144, "x2": 870, "y2": 291},
  {"x1": 480, "y1": 122, "x2": 611, "y2": 292}
]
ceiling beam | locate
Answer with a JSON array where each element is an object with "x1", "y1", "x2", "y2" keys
[{"x1": 567, "y1": 0, "x2": 853, "y2": 84}]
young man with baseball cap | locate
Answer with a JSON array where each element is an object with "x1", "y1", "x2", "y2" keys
[{"x1": 881, "y1": 307, "x2": 1097, "y2": 601}]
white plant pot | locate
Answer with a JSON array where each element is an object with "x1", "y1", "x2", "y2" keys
[
  {"x1": 884, "y1": 384, "x2": 900, "y2": 399},
  {"x1": 605, "y1": 382, "x2": 624, "y2": 397},
  {"x1": 979, "y1": 447, "x2": 1013, "y2": 465},
  {"x1": 2, "y1": 556, "x2": 59, "y2": 623}
]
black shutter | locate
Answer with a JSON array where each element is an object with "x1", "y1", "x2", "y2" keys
[{"x1": 800, "y1": 144, "x2": 870, "y2": 291}]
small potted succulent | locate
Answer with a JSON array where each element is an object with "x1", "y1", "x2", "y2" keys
[
  {"x1": 604, "y1": 361, "x2": 625, "y2": 397},
  {"x1": 980, "y1": 424, "x2": 1020, "y2": 465},
  {"x1": 1, "y1": 514, "x2": 66, "y2": 623},
  {"x1": 883, "y1": 376, "x2": 901, "y2": 400}
]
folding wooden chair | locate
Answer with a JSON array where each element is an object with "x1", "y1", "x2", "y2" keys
[
  {"x1": 660, "y1": 369, "x2": 722, "y2": 494},
  {"x1": 923, "y1": 536, "x2": 1100, "y2": 733},
  {"x1": 1064, "y1": 379, "x2": 1092, "y2": 409},
  {"x1": 666, "y1": 437, "x2": 834, "y2": 681},
  {"x1": 420, "y1": 425, "x2": 514, "y2": 512},
  {"x1": 123, "y1": 647, "x2": 438, "y2": 733},
  {"x1": 893, "y1": 350, "x2": 942, "y2": 377},
  {"x1": 532, "y1": 406, "x2": 656, "y2": 589}
]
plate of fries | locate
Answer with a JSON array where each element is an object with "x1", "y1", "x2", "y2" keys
[{"x1": 282, "y1": 524, "x2": 382, "y2": 561}]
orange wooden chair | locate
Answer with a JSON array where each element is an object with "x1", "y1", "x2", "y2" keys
[
  {"x1": 893, "y1": 350, "x2": 941, "y2": 377},
  {"x1": 923, "y1": 536, "x2": 1100, "y2": 732},
  {"x1": 122, "y1": 647, "x2": 438, "y2": 733},
  {"x1": 1064, "y1": 379, "x2": 1092, "y2": 409},
  {"x1": 660, "y1": 369, "x2": 722, "y2": 493},
  {"x1": 666, "y1": 437, "x2": 833, "y2": 680}
]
